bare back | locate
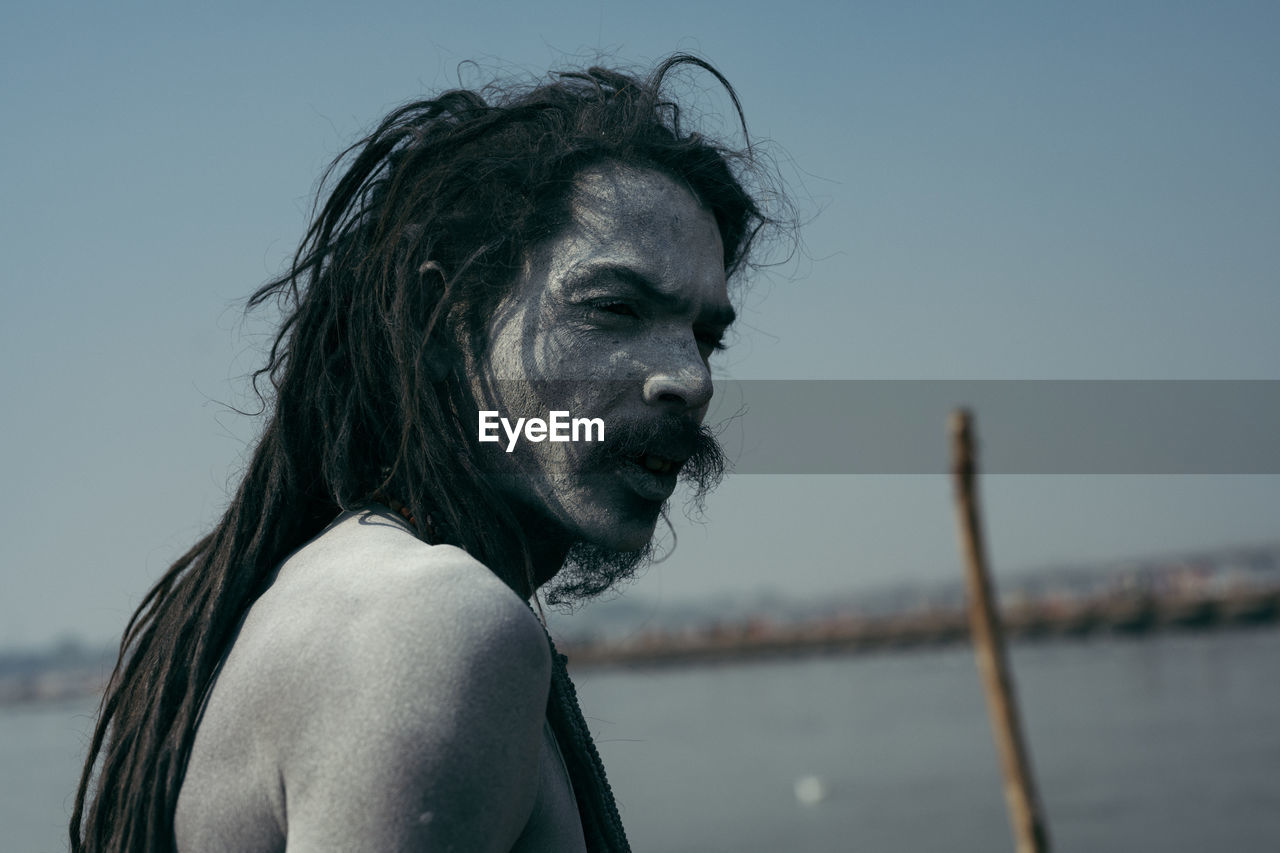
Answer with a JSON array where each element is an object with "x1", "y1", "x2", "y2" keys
[{"x1": 174, "y1": 508, "x2": 586, "y2": 852}]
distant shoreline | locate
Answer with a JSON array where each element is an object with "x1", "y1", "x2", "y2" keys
[
  {"x1": 5, "y1": 585, "x2": 1277, "y2": 708},
  {"x1": 559, "y1": 585, "x2": 1280, "y2": 669}
]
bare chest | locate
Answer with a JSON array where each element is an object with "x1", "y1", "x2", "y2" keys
[{"x1": 510, "y1": 722, "x2": 588, "y2": 852}]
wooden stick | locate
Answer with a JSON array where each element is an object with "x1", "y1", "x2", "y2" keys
[{"x1": 949, "y1": 409, "x2": 1051, "y2": 853}]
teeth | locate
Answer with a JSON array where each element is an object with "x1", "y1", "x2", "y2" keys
[{"x1": 642, "y1": 455, "x2": 674, "y2": 474}]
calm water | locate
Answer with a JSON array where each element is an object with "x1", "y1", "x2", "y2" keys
[{"x1": 6, "y1": 628, "x2": 1278, "y2": 852}]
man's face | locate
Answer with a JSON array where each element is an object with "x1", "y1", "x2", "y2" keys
[{"x1": 474, "y1": 161, "x2": 733, "y2": 560}]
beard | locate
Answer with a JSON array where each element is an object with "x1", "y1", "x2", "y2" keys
[
  {"x1": 541, "y1": 418, "x2": 728, "y2": 607},
  {"x1": 541, "y1": 529, "x2": 656, "y2": 607}
]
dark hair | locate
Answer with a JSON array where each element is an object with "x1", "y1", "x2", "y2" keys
[{"x1": 73, "y1": 54, "x2": 767, "y2": 852}]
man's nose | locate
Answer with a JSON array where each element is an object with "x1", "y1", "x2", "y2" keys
[{"x1": 641, "y1": 343, "x2": 713, "y2": 413}]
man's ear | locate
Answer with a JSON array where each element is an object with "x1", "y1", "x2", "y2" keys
[{"x1": 414, "y1": 259, "x2": 460, "y2": 383}]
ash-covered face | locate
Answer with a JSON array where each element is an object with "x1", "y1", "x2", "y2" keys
[{"x1": 473, "y1": 161, "x2": 733, "y2": 597}]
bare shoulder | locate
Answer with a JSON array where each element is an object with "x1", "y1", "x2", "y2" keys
[
  {"x1": 177, "y1": 508, "x2": 551, "y2": 853},
  {"x1": 265, "y1": 508, "x2": 549, "y2": 675}
]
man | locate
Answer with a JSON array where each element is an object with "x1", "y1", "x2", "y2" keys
[{"x1": 73, "y1": 55, "x2": 767, "y2": 852}]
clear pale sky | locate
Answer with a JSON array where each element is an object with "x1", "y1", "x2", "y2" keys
[{"x1": 2, "y1": 1, "x2": 1277, "y2": 648}]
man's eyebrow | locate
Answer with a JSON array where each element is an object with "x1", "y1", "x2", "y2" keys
[{"x1": 567, "y1": 263, "x2": 737, "y2": 327}]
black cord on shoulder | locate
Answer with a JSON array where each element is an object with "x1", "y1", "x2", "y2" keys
[{"x1": 544, "y1": 634, "x2": 631, "y2": 852}]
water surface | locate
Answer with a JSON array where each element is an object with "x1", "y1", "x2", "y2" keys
[{"x1": 7, "y1": 627, "x2": 1277, "y2": 851}]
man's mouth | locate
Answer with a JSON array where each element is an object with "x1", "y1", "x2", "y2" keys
[
  {"x1": 616, "y1": 453, "x2": 684, "y2": 503},
  {"x1": 639, "y1": 454, "x2": 681, "y2": 476}
]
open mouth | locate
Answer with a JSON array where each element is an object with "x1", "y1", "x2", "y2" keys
[
  {"x1": 617, "y1": 453, "x2": 684, "y2": 503},
  {"x1": 638, "y1": 454, "x2": 681, "y2": 476}
]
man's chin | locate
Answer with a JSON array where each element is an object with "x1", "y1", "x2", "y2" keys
[{"x1": 537, "y1": 438, "x2": 727, "y2": 607}]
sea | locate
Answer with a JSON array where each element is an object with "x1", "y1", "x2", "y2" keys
[{"x1": 5, "y1": 626, "x2": 1278, "y2": 852}]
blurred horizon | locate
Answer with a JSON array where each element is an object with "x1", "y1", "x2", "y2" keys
[{"x1": 6, "y1": 535, "x2": 1277, "y2": 657}]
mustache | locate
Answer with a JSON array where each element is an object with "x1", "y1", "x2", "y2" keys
[{"x1": 588, "y1": 413, "x2": 728, "y2": 493}]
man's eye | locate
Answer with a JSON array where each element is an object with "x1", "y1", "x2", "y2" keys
[{"x1": 594, "y1": 302, "x2": 639, "y2": 318}]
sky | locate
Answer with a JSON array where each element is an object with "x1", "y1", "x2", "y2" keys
[{"x1": 2, "y1": 1, "x2": 1278, "y2": 648}]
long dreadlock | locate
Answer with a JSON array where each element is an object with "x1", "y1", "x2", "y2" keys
[{"x1": 72, "y1": 54, "x2": 768, "y2": 853}]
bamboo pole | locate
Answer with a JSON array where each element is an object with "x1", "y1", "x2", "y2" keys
[{"x1": 949, "y1": 409, "x2": 1050, "y2": 853}]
